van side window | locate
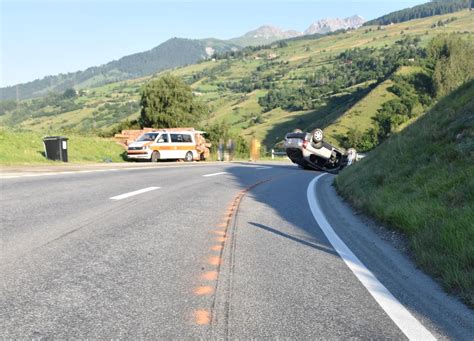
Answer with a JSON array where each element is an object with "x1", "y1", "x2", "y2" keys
[
  {"x1": 158, "y1": 134, "x2": 169, "y2": 143},
  {"x1": 170, "y1": 134, "x2": 183, "y2": 143},
  {"x1": 182, "y1": 134, "x2": 192, "y2": 143}
]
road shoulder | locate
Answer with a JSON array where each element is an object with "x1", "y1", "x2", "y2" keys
[{"x1": 315, "y1": 174, "x2": 474, "y2": 340}]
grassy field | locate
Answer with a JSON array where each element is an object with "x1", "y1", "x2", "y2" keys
[
  {"x1": 0, "y1": 129, "x2": 127, "y2": 165},
  {"x1": 324, "y1": 66, "x2": 426, "y2": 144},
  {"x1": 335, "y1": 80, "x2": 474, "y2": 307},
  {"x1": 1, "y1": 10, "x2": 473, "y2": 150}
]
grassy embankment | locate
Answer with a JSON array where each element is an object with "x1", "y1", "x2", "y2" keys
[
  {"x1": 335, "y1": 80, "x2": 474, "y2": 307},
  {"x1": 0, "y1": 129, "x2": 126, "y2": 165}
]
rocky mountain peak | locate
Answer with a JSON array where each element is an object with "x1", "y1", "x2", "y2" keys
[
  {"x1": 243, "y1": 25, "x2": 302, "y2": 40},
  {"x1": 304, "y1": 15, "x2": 365, "y2": 35}
]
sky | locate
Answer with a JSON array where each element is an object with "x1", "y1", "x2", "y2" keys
[{"x1": 0, "y1": 0, "x2": 428, "y2": 87}]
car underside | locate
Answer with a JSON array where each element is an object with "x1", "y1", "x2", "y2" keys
[{"x1": 284, "y1": 129, "x2": 357, "y2": 173}]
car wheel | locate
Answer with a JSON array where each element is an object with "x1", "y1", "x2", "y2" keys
[
  {"x1": 312, "y1": 129, "x2": 323, "y2": 143},
  {"x1": 185, "y1": 151, "x2": 193, "y2": 162},
  {"x1": 151, "y1": 151, "x2": 160, "y2": 162}
]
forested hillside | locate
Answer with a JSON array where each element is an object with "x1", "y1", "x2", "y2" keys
[
  {"x1": 0, "y1": 38, "x2": 238, "y2": 101},
  {"x1": 365, "y1": 0, "x2": 470, "y2": 26}
]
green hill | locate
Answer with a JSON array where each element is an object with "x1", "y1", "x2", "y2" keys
[
  {"x1": 0, "y1": 38, "x2": 239, "y2": 101},
  {"x1": 365, "y1": 0, "x2": 471, "y2": 26},
  {"x1": 336, "y1": 80, "x2": 474, "y2": 307},
  {"x1": 1, "y1": 10, "x2": 473, "y2": 150}
]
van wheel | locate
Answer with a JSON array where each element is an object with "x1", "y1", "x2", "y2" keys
[
  {"x1": 151, "y1": 151, "x2": 160, "y2": 162},
  {"x1": 185, "y1": 151, "x2": 193, "y2": 162}
]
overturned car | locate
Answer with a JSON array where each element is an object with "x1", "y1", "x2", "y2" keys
[{"x1": 284, "y1": 129, "x2": 357, "y2": 173}]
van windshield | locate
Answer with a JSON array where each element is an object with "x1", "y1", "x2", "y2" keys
[{"x1": 137, "y1": 133, "x2": 158, "y2": 142}]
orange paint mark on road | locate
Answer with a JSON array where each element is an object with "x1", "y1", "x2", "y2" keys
[
  {"x1": 217, "y1": 223, "x2": 227, "y2": 228},
  {"x1": 201, "y1": 271, "x2": 218, "y2": 281},
  {"x1": 208, "y1": 256, "x2": 221, "y2": 266},
  {"x1": 214, "y1": 237, "x2": 226, "y2": 243},
  {"x1": 194, "y1": 309, "x2": 211, "y2": 325},
  {"x1": 194, "y1": 286, "x2": 214, "y2": 295},
  {"x1": 211, "y1": 230, "x2": 226, "y2": 236},
  {"x1": 210, "y1": 245, "x2": 223, "y2": 252}
]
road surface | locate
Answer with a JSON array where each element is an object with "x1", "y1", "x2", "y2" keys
[{"x1": 1, "y1": 162, "x2": 473, "y2": 339}]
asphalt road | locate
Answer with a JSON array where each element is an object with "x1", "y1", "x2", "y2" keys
[{"x1": 1, "y1": 162, "x2": 473, "y2": 339}]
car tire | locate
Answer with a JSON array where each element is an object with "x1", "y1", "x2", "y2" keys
[
  {"x1": 185, "y1": 151, "x2": 193, "y2": 162},
  {"x1": 312, "y1": 129, "x2": 323, "y2": 143},
  {"x1": 151, "y1": 151, "x2": 160, "y2": 162}
]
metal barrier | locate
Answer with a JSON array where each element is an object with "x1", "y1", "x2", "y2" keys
[{"x1": 271, "y1": 149, "x2": 287, "y2": 159}]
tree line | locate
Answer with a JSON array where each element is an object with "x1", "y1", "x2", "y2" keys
[
  {"x1": 258, "y1": 36, "x2": 425, "y2": 113},
  {"x1": 364, "y1": 0, "x2": 470, "y2": 26}
]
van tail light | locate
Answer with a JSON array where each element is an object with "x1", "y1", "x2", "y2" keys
[{"x1": 302, "y1": 140, "x2": 308, "y2": 149}]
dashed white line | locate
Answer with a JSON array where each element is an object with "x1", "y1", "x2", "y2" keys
[
  {"x1": 255, "y1": 166, "x2": 272, "y2": 170},
  {"x1": 110, "y1": 186, "x2": 160, "y2": 200},
  {"x1": 202, "y1": 172, "x2": 227, "y2": 177},
  {"x1": 307, "y1": 173, "x2": 436, "y2": 341}
]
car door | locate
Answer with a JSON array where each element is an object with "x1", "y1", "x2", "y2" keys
[
  {"x1": 155, "y1": 133, "x2": 171, "y2": 159},
  {"x1": 169, "y1": 133, "x2": 185, "y2": 159}
]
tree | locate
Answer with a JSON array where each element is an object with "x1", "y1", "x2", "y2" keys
[
  {"x1": 139, "y1": 75, "x2": 208, "y2": 128},
  {"x1": 429, "y1": 35, "x2": 474, "y2": 97},
  {"x1": 62, "y1": 88, "x2": 77, "y2": 99}
]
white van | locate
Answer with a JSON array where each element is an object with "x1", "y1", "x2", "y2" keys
[{"x1": 127, "y1": 130, "x2": 204, "y2": 162}]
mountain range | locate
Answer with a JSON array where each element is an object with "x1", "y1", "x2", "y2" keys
[
  {"x1": 0, "y1": 16, "x2": 365, "y2": 101},
  {"x1": 229, "y1": 15, "x2": 365, "y2": 46}
]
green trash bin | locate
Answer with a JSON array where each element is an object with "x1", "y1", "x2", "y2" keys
[{"x1": 43, "y1": 136, "x2": 69, "y2": 162}]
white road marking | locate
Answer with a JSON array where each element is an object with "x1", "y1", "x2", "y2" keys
[
  {"x1": 110, "y1": 186, "x2": 160, "y2": 200},
  {"x1": 255, "y1": 166, "x2": 272, "y2": 170},
  {"x1": 0, "y1": 168, "x2": 123, "y2": 179},
  {"x1": 307, "y1": 173, "x2": 436, "y2": 341},
  {"x1": 0, "y1": 162, "x2": 226, "y2": 179},
  {"x1": 203, "y1": 172, "x2": 227, "y2": 177}
]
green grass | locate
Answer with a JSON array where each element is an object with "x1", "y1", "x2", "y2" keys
[
  {"x1": 325, "y1": 66, "x2": 424, "y2": 143},
  {"x1": 0, "y1": 129, "x2": 127, "y2": 165},
  {"x1": 335, "y1": 80, "x2": 474, "y2": 307}
]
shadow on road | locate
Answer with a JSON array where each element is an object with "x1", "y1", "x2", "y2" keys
[
  {"x1": 249, "y1": 221, "x2": 338, "y2": 256},
  {"x1": 224, "y1": 163, "x2": 331, "y2": 251}
]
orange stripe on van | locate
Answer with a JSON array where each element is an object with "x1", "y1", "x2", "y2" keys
[{"x1": 151, "y1": 146, "x2": 197, "y2": 151}]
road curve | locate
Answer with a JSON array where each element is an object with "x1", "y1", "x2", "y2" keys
[{"x1": 1, "y1": 162, "x2": 472, "y2": 339}]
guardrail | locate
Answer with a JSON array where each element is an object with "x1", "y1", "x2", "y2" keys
[{"x1": 271, "y1": 149, "x2": 287, "y2": 159}]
